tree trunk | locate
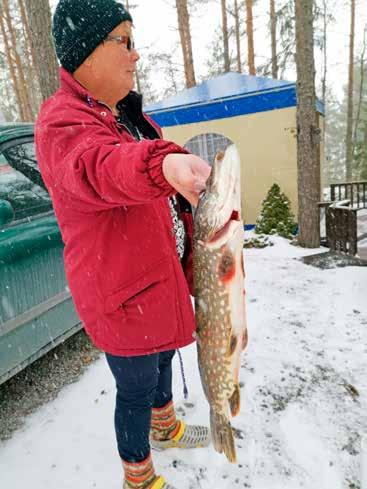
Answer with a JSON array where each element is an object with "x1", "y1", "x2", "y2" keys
[
  {"x1": 321, "y1": 0, "x2": 327, "y2": 108},
  {"x1": 18, "y1": 0, "x2": 39, "y2": 77},
  {"x1": 221, "y1": 0, "x2": 230, "y2": 72},
  {"x1": 0, "y1": 11, "x2": 25, "y2": 121},
  {"x1": 270, "y1": 0, "x2": 278, "y2": 79},
  {"x1": 321, "y1": 0, "x2": 328, "y2": 168},
  {"x1": 18, "y1": 0, "x2": 42, "y2": 116},
  {"x1": 246, "y1": 0, "x2": 255, "y2": 75},
  {"x1": 24, "y1": 0, "x2": 59, "y2": 103},
  {"x1": 175, "y1": 0, "x2": 196, "y2": 88},
  {"x1": 3, "y1": 0, "x2": 34, "y2": 121},
  {"x1": 345, "y1": 0, "x2": 355, "y2": 181},
  {"x1": 352, "y1": 26, "x2": 366, "y2": 165},
  {"x1": 234, "y1": 0, "x2": 242, "y2": 72},
  {"x1": 295, "y1": 0, "x2": 320, "y2": 248}
]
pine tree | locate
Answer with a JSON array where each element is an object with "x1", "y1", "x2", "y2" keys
[
  {"x1": 270, "y1": 0, "x2": 278, "y2": 79},
  {"x1": 295, "y1": 0, "x2": 320, "y2": 248},
  {"x1": 345, "y1": 0, "x2": 356, "y2": 182},
  {"x1": 255, "y1": 183, "x2": 297, "y2": 239},
  {"x1": 203, "y1": 25, "x2": 235, "y2": 79},
  {"x1": 351, "y1": 26, "x2": 367, "y2": 181},
  {"x1": 323, "y1": 88, "x2": 346, "y2": 185},
  {"x1": 234, "y1": 0, "x2": 242, "y2": 72},
  {"x1": 257, "y1": 0, "x2": 333, "y2": 80},
  {"x1": 246, "y1": 0, "x2": 256, "y2": 75},
  {"x1": 24, "y1": 0, "x2": 59, "y2": 103},
  {"x1": 221, "y1": 0, "x2": 230, "y2": 73},
  {"x1": 175, "y1": 0, "x2": 196, "y2": 88},
  {"x1": 0, "y1": 0, "x2": 35, "y2": 121}
]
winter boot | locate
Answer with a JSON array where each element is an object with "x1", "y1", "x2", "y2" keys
[
  {"x1": 150, "y1": 400, "x2": 211, "y2": 450},
  {"x1": 122, "y1": 454, "x2": 176, "y2": 489}
]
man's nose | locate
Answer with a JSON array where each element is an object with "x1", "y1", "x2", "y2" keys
[{"x1": 131, "y1": 48, "x2": 140, "y2": 62}]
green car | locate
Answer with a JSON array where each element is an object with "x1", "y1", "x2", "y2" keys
[{"x1": 0, "y1": 123, "x2": 81, "y2": 385}]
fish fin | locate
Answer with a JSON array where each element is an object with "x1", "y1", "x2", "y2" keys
[
  {"x1": 210, "y1": 408, "x2": 237, "y2": 463},
  {"x1": 229, "y1": 384, "x2": 241, "y2": 417},
  {"x1": 227, "y1": 333, "x2": 238, "y2": 356},
  {"x1": 218, "y1": 250, "x2": 236, "y2": 283},
  {"x1": 242, "y1": 329, "x2": 248, "y2": 350},
  {"x1": 241, "y1": 253, "x2": 246, "y2": 277}
]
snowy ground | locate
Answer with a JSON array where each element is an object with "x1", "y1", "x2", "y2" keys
[{"x1": 1, "y1": 235, "x2": 367, "y2": 489}]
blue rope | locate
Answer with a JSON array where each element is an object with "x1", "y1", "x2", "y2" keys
[{"x1": 177, "y1": 349, "x2": 188, "y2": 399}]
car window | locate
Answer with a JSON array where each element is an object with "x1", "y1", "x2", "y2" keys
[{"x1": 0, "y1": 142, "x2": 52, "y2": 222}]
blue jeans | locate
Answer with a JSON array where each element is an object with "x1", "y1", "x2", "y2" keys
[{"x1": 105, "y1": 349, "x2": 175, "y2": 462}]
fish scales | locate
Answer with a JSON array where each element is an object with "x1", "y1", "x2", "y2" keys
[{"x1": 195, "y1": 247, "x2": 234, "y2": 403}]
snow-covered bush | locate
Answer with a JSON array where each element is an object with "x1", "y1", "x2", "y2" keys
[
  {"x1": 243, "y1": 234, "x2": 274, "y2": 248},
  {"x1": 255, "y1": 183, "x2": 297, "y2": 239}
]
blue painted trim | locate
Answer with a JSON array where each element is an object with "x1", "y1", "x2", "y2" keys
[
  {"x1": 146, "y1": 82, "x2": 295, "y2": 113},
  {"x1": 244, "y1": 224, "x2": 299, "y2": 235},
  {"x1": 145, "y1": 73, "x2": 295, "y2": 113},
  {"x1": 147, "y1": 86, "x2": 297, "y2": 127}
]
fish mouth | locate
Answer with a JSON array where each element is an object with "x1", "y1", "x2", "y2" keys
[{"x1": 208, "y1": 210, "x2": 240, "y2": 244}]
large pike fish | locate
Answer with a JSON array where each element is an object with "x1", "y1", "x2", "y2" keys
[{"x1": 193, "y1": 144, "x2": 248, "y2": 463}]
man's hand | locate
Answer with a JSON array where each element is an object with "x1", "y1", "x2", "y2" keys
[{"x1": 162, "y1": 153, "x2": 211, "y2": 206}]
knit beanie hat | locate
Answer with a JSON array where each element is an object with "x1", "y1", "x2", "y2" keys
[{"x1": 52, "y1": 0, "x2": 133, "y2": 73}]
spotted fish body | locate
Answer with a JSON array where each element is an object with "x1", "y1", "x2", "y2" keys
[{"x1": 193, "y1": 144, "x2": 248, "y2": 463}]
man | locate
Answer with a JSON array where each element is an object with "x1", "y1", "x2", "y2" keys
[{"x1": 35, "y1": 1, "x2": 212, "y2": 488}]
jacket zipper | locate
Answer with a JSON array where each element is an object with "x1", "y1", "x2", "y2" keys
[
  {"x1": 95, "y1": 100, "x2": 134, "y2": 139},
  {"x1": 97, "y1": 99, "x2": 160, "y2": 141},
  {"x1": 116, "y1": 121, "x2": 135, "y2": 139}
]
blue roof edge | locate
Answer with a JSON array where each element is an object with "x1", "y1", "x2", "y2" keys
[
  {"x1": 145, "y1": 84, "x2": 325, "y2": 128},
  {"x1": 145, "y1": 80, "x2": 295, "y2": 114}
]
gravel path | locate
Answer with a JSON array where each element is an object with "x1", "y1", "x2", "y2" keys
[{"x1": 0, "y1": 330, "x2": 101, "y2": 442}]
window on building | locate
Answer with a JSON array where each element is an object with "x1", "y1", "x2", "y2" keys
[{"x1": 184, "y1": 133, "x2": 234, "y2": 166}]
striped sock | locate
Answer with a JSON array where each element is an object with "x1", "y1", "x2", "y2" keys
[
  {"x1": 151, "y1": 400, "x2": 182, "y2": 441},
  {"x1": 123, "y1": 453, "x2": 157, "y2": 488}
]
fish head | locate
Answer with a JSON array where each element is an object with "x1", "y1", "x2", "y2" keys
[{"x1": 194, "y1": 144, "x2": 242, "y2": 246}]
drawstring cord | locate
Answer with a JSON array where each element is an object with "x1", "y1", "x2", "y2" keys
[{"x1": 177, "y1": 349, "x2": 188, "y2": 399}]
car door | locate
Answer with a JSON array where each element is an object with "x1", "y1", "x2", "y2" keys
[{"x1": 0, "y1": 135, "x2": 81, "y2": 385}]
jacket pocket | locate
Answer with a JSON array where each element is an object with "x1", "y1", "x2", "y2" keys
[{"x1": 104, "y1": 257, "x2": 171, "y2": 314}]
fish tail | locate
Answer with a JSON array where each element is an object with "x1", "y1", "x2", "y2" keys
[{"x1": 210, "y1": 408, "x2": 237, "y2": 463}]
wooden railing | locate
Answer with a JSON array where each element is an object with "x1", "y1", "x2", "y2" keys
[
  {"x1": 325, "y1": 200, "x2": 358, "y2": 255},
  {"x1": 319, "y1": 200, "x2": 359, "y2": 255},
  {"x1": 330, "y1": 181, "x2": 367, "y2": 210}
]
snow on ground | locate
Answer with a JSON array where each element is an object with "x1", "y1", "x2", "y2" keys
[{"x1": 1, "y1": 235, "x2": 367, "y2": 489}]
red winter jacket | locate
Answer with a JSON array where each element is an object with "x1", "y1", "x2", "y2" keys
[{"x1": 35, "y1": 68, "x2": 196, "y2": 356}]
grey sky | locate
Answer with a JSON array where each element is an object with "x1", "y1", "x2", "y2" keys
[
  {"x1": 49, "y1": 0, "x2": 367, "y2": 102},
  {"x1": 132, "y1": 0, "x2": 367, "y2": 102}
]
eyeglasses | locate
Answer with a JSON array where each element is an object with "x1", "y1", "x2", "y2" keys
[{"x1": 104, "y1": 35, "x2": 135, "y2": 51}]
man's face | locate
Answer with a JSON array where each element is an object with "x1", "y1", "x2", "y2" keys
[{"x1": 86, "y1": 20, "x2": 139, "y2": 96}]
